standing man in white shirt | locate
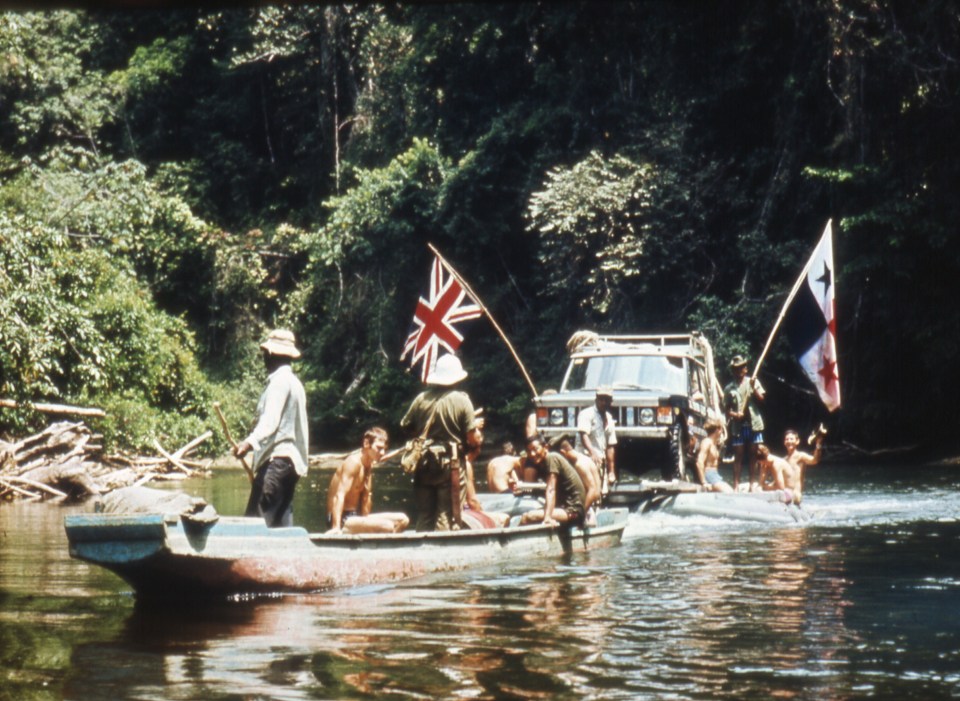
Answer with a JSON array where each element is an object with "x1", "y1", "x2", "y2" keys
[
  {"x1": 576, "y1": 386, "x2": 618, "y2": 489},
  {"x1": 234, "y1": 329, "x2": 309, "y2": 527}
]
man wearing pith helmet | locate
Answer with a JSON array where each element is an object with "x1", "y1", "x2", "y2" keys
[
  {"x1": 235, "y1": 329, "x2": 309, "y2": 527},
  {"x1": 400, "y1": 353, "x2": 483, "y2": 531}
]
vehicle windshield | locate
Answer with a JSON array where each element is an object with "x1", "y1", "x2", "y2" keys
[{"x1": 565, "y1": 355, "x2": 687, "y2": 394}]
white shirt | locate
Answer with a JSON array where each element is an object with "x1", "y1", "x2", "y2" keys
[
  {"x1": 244, "y1": 365, "x2": 309, "y2": 476},
  {"x1": 575, "y1": 404, "x2": 617, "y2": 455}
]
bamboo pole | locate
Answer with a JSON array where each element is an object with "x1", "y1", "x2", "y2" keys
[
  {"x1": 213, "y1": 403, "x2": 255, "y2": 483},
  {"x1": 428, "y1": 243, "x2": 539, "y2": 398},
  {"x1": 752, "y1": 219, "x2": 832, "y2": 380}
]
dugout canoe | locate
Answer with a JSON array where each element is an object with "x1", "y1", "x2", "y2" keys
[{"x1": 64, "y1": 507, "x2": 628, "y2": 600}]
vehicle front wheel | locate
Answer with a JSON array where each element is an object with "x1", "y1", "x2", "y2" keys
[{"x1": 663, "y1": 422, "x2": 686, "y2": 481}]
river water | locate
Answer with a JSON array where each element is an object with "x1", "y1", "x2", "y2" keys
[{"x1": 2, "y1": 462, "x2": 959, "y2": 700}]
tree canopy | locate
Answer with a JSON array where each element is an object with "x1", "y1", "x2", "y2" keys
[{"x1": 1, "y1": 2, "x2": 957, "y2": 455}]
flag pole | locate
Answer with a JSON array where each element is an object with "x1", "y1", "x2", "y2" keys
[
  {"x1": 428, "y1": 243, "x2": 539, "y2": 398},
  {"x1": 752, "y1": 220, "x2": 832, "y2": 380}
]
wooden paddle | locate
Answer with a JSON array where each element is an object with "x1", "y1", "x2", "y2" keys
[{"x1": 213, "y1": 402, "x2": 254, "y2": 483}]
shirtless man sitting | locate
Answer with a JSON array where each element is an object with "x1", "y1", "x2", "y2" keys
[
  {"x1": 326, "y1": 427, "x2": 409, "y2": 534},
  {"x1": 756, "y1": 444, "x2": 799, "y2": 503},
  {"x1": 487, "y1": 447, "x2": 523, "y2": 493},
  {"x1": 694, "y1": 419, "x2": 733, "y2": 493},
  {"x1": 783, "y1": 427, "x2": 824, "y2": 504}
]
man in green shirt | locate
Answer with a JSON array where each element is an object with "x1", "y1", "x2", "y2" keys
[
  {"x1": 400, "y1": 354, "x2": 483, "y2": 531},
  {"x1": 723, "y1": 355, "x2": 765, "y2": 491},
  {"x1": 519, "y1": 436, "x2": 586, "y2": 527}
]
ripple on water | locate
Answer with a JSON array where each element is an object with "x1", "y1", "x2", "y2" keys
[{"x1": 6, "y1": 467, "x2": 960, "y2": 700}]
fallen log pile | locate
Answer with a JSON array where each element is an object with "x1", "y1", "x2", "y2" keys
[{"x1": 0, "y1": 421, "x2": 214, "y2": 503}]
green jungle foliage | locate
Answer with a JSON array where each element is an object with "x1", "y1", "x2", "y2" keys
[{"x1": 0, "y1": 2, "x2": 958, "y2": 455}]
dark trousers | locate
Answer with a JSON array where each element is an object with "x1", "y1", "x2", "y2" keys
[
  {"x1": 413, "y1": 460, "x2": 465, "y2": 532},
  {"x1": 245, "y1": 457, "x2": 299, "y2": 527}
]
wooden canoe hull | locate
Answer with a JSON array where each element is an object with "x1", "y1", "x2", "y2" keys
[{"x1": 64, "y1": 508, "x2": 628, "y2": 599}]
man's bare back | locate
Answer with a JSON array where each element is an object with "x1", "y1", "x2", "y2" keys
[
  {"x1": 487, "y1": 455, "x2": 522, "y2": 493},
  {"x1": 327, "y1": 451, "x2": 367, "y2": 516}
]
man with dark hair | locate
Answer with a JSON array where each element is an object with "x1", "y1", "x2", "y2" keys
[
  {"x1": 235, "y1": 329, "x2": 309, "y2": 527},
  {"x1": 519, "y1": 436, "x2": 586, "y2": 527},
  {"x1": 757, "y1": 444, "x2": 795, "y2": 501},
  {"x1": 326, "y1": 427, "x2": 409, "y2": 534},
  {"x1": 724, "y1": 355, "x2": 765, "y2": 491},
  {"x1": 400, "y1": 354, "x2": 483, "y2": 531},
  {"x1": 782, "y1": 427, "x2": 825, "y2": 504}
]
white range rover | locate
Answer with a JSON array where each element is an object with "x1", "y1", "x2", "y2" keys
[{"x1": 533, "y1": 331, "x2": 725, "y2": 480}]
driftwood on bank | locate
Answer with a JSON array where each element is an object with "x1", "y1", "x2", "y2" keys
[
  {"x1": 0, "y1": 398, "x2": 106, "y2": 417},
  {"x1": 0, "y1": 421, "x2": 214, "y2": 503}
]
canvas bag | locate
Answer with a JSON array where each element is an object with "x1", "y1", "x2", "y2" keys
[{"x1": 400, "y1": 405, "x2": 439, "y2": 475}]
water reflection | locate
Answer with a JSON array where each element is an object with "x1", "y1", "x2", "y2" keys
[
  {"x1": 64, "y1": 560, "x2": 626, "y2": 700},
  {"x1": 4, "y1": 465, "x2": 960, "y2": 699}
]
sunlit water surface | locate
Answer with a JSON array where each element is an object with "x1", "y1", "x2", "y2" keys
[{"x1": 2, "y1": 463, "x2": 960, "y2": 700}]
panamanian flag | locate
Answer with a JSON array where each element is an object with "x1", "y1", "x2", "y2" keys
[
  {"x1": 400, "y1": 255, "x2": 482, "y2": 381},
  {"x1": 782, "y1": 221, "x2": 841, "y2": 411}
]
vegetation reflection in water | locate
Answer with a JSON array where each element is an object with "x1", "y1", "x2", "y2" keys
[{"x1": 2, "y1": 465, "x2": 960, "y2": 700}]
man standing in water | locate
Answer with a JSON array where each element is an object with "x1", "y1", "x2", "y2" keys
[
  {"x1": 401, "y1": 354, "x2": 483, "y2": 531},
  {"x1": 235, "y1": 329, "x2": 309, "y2": 527},
  {"x1": 326, "y1": 427, "x2": 409, "y2": 534},
  {"x1": 724, "y1": 355, "x2": 765, "y2": 491}
]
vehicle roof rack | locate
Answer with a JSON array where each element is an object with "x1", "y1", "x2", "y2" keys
[{"x1": 593, "y1": 333, "x2": 695, "y2": 347}]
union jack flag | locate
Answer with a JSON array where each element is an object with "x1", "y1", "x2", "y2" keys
[{"x1": 401, "y1": 255, "x2": 483, "y2": 381}]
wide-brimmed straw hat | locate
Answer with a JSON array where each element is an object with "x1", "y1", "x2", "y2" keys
[
  {"x1": 260, "y1": 329, "x2": 301, "y2": 359},
  {"x1": 426, "y1": 354, "x2": 468, "y2": 386},
  {"x1": 729, "y1": 355, "x2": 748, "y2": 369}
]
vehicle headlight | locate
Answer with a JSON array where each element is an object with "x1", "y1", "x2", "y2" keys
[
  {"x1": 639, "y1": 408, "x2": 655, "y2": 425},
  {"x1": 549, "y1": 408, "x2": 565, "y2": 426},
  {"x1": 657, "y1": 406, "x2": 674, "y2": 425}
]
